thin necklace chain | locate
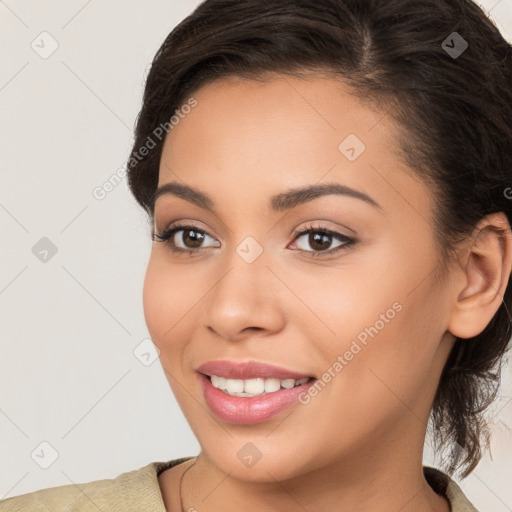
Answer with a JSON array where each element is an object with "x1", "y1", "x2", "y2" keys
[{"x1": 179, "y1": 460, "x2": 197, "y2": 512}]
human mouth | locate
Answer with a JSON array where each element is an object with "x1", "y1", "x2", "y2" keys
[{"x1": 196, "y1": 360, "x2": 316, "y2": 424}]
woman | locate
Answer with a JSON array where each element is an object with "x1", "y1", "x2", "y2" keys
[{"x1": 2, "y1": 0, "x2": 511, "y2": 510}]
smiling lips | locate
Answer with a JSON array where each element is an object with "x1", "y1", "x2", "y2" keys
[{"x1": 197, "y1": 360, "x2": 316, "y2": 424}]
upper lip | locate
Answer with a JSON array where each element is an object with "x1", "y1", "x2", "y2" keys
[{"x1": 196, "y1": 360, "x2": 315, "y2": 380}]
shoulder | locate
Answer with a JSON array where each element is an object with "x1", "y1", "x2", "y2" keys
[
  {"x1": 423, "y1": 466, "x2": 480, "y2": 512},
  {"x1": 0, "y1": 457, "x2": 193, "y2": 512}
]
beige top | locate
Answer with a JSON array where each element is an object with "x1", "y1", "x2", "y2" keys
[{"x1": 0, "y1": 458, "x2": 479, "y2": 511}]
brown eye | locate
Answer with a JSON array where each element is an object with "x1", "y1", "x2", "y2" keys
[
  {"x1": 154, "y1": 223, "x2": 220, "y2": 255},
  {"x1": 290, "y1": 224, "x2": 356, "y2": 258},
  {"x1": 178, "y1": 228, "x2": 205, "y2": 249},
  {"x1": 306, "y1": 232, "x2": 334, "y2": 251}
]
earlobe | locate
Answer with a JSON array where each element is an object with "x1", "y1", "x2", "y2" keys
[{"x1": 448, "y1": 212, "x2": 512, "y2": 340}]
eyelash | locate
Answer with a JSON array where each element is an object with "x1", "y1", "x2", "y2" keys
[{"x1": 153, "y1": 221, "x2": 357, "y2": 258}]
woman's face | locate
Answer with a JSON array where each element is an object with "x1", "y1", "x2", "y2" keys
[{"x1": 143, "y1": 74, "x2": 458, "y2": 481}]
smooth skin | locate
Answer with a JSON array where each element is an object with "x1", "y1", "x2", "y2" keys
[{"x1": 145, "y1": 74, "x2": 512, "y2": 512}]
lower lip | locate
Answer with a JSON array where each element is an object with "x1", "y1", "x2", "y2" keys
[{"x1": 199, "y1": 373, "x2": 316, "y2": 425}]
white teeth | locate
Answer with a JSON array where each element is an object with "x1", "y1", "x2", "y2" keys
[
  {"x1": 209, "y1": 375, "x2": 311, "y2": 396},
  {"x1": 264, "y1": 378, "x2": 281, "y2": 393},
  {"x1": 281, "y1": 378, "x2": 296, "y2": 389},
  {"x1": 225, "y1": 378, "x2": 244, "y2": 393},
  {"x1": 244, "y1": 378, "x2": 265, "y2": 394}
]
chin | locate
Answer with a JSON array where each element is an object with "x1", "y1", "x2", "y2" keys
[{"x1": 197, "y1": 436, "x2": 319, "y2": 483}]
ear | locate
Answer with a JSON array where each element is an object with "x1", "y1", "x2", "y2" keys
[{"x1": 448, "y1": 212, "x2": 512, "y2": 339}]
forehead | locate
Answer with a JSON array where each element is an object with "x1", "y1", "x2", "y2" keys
[
  {"x1": 157, "y1": 73, "x2": 431, "y2": 224},
  {"x1": 165, "y1": 73, "x2": 395, "y2": 153},
  {"x1": 161, "y1": 74, "x2": 395, "y2": 175}
]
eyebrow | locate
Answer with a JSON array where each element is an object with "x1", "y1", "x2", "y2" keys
[{"x1": 152, "y1": 181, "x2": 381, "y2": 213}]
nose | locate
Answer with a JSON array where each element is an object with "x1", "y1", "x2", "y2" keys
[{"x1": 202, "y1": 247, "x2": 286, "y2": 342}]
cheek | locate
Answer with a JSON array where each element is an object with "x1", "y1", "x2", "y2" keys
[
  {"x1": 142, "y1": 258, "x2": 166, "y2": 343},
  {"x1": 304, "y1": 247, "x2": 444, "y2": 410},
  {"x1": 142, "y1": 253, "x2": 190, "y2": 352},
  {"x1": 317, "y1": 286, "x2": 445, "y2": 429}
]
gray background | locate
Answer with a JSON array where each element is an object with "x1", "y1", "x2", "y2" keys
[{"x1": 1, "y1": 1, "x2": 511, "y2": 509}]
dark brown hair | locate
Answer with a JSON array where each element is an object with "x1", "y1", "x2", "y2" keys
[{"x1": 127, "y1": 0, "x2": 512, "y2": 478}]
